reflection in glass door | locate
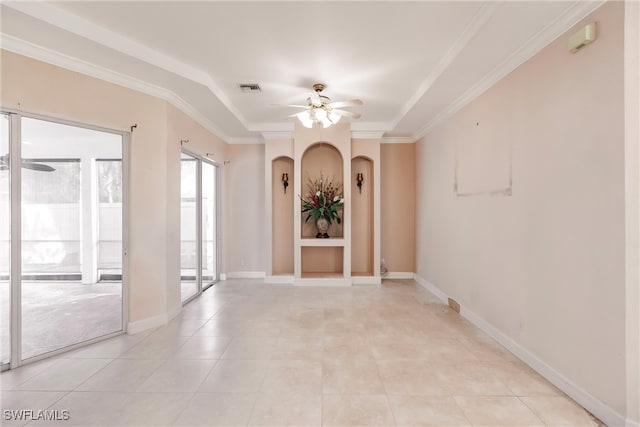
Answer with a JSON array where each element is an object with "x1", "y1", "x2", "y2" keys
[
  {"x1": 1, "y1": 114, "x2": 10, "y2": 367},
  {"x1": 201, "y1": 161, "x2": 217, "y2": 290},
  {"x1": 180, "y1": 153, "x2": 198, "y2": 302},
  {"x1": 20, "y1": 117, "x2": 124, "y2": 360}
]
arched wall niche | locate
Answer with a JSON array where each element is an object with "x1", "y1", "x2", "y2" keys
[
  {"x1": 272, "y1": 156, "x2": 294, "y2": 274},
  {"x1": 351, "y1": 155, "x2": 374, "y2": 276},
  {"x1": 300, "y1": 142, "x2": 344, "y2": 238}
]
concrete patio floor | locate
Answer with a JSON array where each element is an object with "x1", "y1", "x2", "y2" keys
[{"x1": 1, "y1": 281, "x2": 122, "y2": 362}]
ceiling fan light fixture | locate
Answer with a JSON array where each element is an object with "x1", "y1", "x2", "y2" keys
[
  {"x1": 294, "y1": 83, "x2": 361, "y2": 129},
  {"x1": 297, "y1": 111, "x2": 314, "y2": 128}
]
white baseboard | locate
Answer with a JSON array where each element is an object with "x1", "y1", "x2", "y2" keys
[
  {"x1": 413, "y1": 274, "x2": 449, "y2": 303},
  {"x1": 127, "y1": 303, "x2": 183, "y2": 335},
  {"x1": 127, "y1": 312, "x2": 167, "y2": 335},
  {"x1": 167, "y1": 304, "x2": 182, "y2": 322},
  {"x1": 414, "y1": 274, "x2": 628, "y2": 427},
  {"x1": 294, "y1": 277, "x2": 352, "y2": 287},
  {"x1": 264, "y1": 275, "x2": 294, "y2": 284},
  {"x1": 352, "y1": 276, "x2": 382, "y2": 285},
  {"x1": 220, "y1": 273, "x2": 227, "y2": 280},
  {"x1": 224, "y1": 271, "x2": 266, "y2": 279},
  {"x1": 384, "y1": 272, "x2": 415, "y2": 279}
]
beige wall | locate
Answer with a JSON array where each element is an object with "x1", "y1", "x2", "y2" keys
[
  {"x1": 416, "y1": 1, "x2": 626, "y2": 417},
  {"x1": 1, "y1": 50, "x2": 225, "y2": 326},
  {"x1": 381, "y1": 144, "x2": 416, "y2": 273},
  {"x1": 624, "y1": 0, "x2": 640, "y2": 423},
  {"x1": 224, "y1": 144, "x2": 265, "y2": 273}
]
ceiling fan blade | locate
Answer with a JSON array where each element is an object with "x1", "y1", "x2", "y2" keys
[
  {"x1": 329, "y1": 99, "x2": 363, "y2": 109},
  {"x1": 22, "y1": 162, "x2": 55, "y2": 172},
  {"x1": 332, "y1": 109, "x2": 362, "y2": 119},
  {"x1": 271, "y1": 104, "x2": 309, "y2": 109}
]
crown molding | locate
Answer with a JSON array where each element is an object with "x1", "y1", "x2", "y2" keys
[
  {"x1": 3, "y1": 1, "x2": 250, "y2": 128},
  {"x1": 412, "y1": 0, "x2": 605, "y2": 141},
  {"x1": 380, "y1": 136, "x2": 415, "y2": 144},
  {"x1": 0, "y1": 34, "x2": 235, "y2": 144},
  {"x1": 351, "y1": 131, "x2": 384, "y2": 140},
  {"x1": 391, "y1": 1, "x2": 500, "y2": 128},
  {"x1": 227, "y1": 137, "x2": 262, "y2": 145},
  {"x1": 248, "y1": 122, "x2": 294, "y2": 132},
  {"x1": 261, "y1": 131, "x2": 293, "y2": 141}
]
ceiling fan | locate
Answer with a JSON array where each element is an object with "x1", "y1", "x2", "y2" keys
[
  {"x1": 282, "y1": 83, "x2": 363, "y2": 128},
  {"x1": 0, "y1": 154, "x2": 56, "y2": 172}
]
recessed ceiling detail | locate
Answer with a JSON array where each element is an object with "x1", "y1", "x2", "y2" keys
[{"x1": 0, "y1": 1, "x2": 604, "y2": 143}]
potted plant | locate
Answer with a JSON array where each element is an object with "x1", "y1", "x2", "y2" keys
[{"x1": 300, "y1": 174, "x2": 344, "y2": 238}]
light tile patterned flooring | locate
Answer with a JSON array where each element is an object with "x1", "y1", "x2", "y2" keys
[{"x1": 1, "y1": 279, "x2": 602, "y2": 426}]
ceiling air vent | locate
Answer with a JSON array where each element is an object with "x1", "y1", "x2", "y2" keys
[{"x1": 239, "y1": 83, "x2": 261, "y2": 93}]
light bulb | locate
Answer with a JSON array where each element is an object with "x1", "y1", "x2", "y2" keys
[
  {"x1": 328, "y1": 111, "x2": 341, "y2": 124},
  {"x1": 297, "y1": 111, "x2": 313, "y2": 128},
  {"x1": 315, "y1": 108, "x2": 327, "y2": 121}
]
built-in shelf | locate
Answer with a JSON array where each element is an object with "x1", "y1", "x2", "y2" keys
[{"x1": 300, "y1": 238, "x2": 345, "y2": 247}]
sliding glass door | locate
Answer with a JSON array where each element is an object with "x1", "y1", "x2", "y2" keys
[
  {"x1": 1, "y1": 111, "x2": 127, "y2": 368},
  {"x1": 1, "y1": 114, "x2": 10, "y2": 367},
  {"x1": 201, "y1": 161, "x2": 217, "y2": 290},
  {"x1": 20, "y1": 117, "x2": 124, "y2": 360},
  {"x1": 180, "y1": 153, "x2": 198, "y2": 302},
  {"x1": 181, "y1": 151, "x2": 218, "y2": 304}
]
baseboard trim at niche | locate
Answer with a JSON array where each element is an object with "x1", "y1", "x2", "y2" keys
[
  {"x1": 413, "y1": 274, "x2": 630, "y2": 427},
  {"x1": 351, "y1": 276, "x2": 382, "y2": 285},
  {"x1": 384, "y1": 272, "x2": 415, "y2": 280},
  {"x1": 222, "y1": 271, "x2": 266, "y2": 280},
  {"x1": 265, "y1": 275, "x2": 295, "y2": 284},
  {"x1": 127, "y1": 304, "x2": 182, "y2": 335}
]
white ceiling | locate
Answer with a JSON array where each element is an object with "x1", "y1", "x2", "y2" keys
[{"x1": 0, "y1": 1, "x2": 603, "y2": 143}]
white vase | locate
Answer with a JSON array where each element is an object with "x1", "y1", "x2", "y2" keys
[{"x1": 316, "y1": 217, "x2": 330, "y2": 238}]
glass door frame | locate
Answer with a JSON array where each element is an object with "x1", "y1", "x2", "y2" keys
[
  {"x1": 180, "y1": 148, "x2": 220, "y2": 305},
  {"x1": 3, "y1": 109, "x2": 130, "y2": 370},
  {"x1": 201, "y1": 160, "x2": 219, "y2": 293}
]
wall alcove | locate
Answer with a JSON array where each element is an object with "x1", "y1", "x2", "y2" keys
[
  {"x1": 351, "y1": 156, "x2": 374, "y2": 276},
  {"x1": 300, "y1": 142, "x2": 344, "y2": 278},
  {"x1": 300, "y1": 142, "x2": 344, "y2": 239},
  {"x1": 271, "y1": 156, "x2": 294, "y2": 275}
]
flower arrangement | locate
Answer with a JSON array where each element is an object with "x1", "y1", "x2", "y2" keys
[{"x1": 300, "y1": 174, "x2": 344, "y2": 227}]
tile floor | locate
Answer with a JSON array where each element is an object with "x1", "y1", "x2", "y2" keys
[{"x1": 0, "y1": 279, "x2": 603, "y2": 426}]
